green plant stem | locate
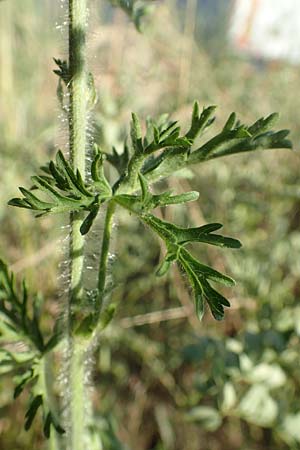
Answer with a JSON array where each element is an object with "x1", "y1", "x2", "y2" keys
[
  {"x1": 97, "y1": 200, "x2": 116, "y2": 316},
  {"x1": 67, "y1": 338, "x2": 90, "y2": 450},
  {"x1": 68, "y1": 0, "x2": 87, "y2": 309},
  {"x1": 67, "y1": 1, "x2": 89, "y2": 449}
]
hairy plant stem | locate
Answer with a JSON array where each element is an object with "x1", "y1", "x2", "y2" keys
[
  {"x1": 68, "y1": 0, "x2": 87, "y2": 309},
  {"x1": 67, "y1": 338, "x2": 90, "y2": 450},
  {"x1": 67, "y1": 1, "x2": 89, "y2": 449}
]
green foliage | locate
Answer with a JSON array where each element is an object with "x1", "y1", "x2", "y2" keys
[
  {"x1": 140, "y1": 213, "x2": 240, "y2": 320},
  {"x1": 0, "y1": 260, "x2": 56, "y2": 353},
  {"x1": 0, "y1": 260, "x2": 63, "y2": 437},
  {"x1": 9, "y1": 147, "x2": 112, "y2": 235},
  {"x1": 114, "y1": 104, "x2": 291, "y2": 193},
  {"x1": 24, "y1": 392, "x2": 64, "y2": 438},
  {"x1": 115, "y1": 169, "x2": 241, "y2": 319},
  {"x1": 1, "y1": 0, "x2": 296, "y2": 448},
  {"x1": 8, "y1": 103, "x2": 290, "y2": 325}
]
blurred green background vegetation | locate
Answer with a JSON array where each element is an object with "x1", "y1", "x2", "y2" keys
[{"x1": 1, "y1": 0, "x2": 300, "y2": 449}]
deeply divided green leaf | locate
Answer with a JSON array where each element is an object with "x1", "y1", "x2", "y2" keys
[{"x1": 141, "y1": 214, "x2": 238, "y2": 320}]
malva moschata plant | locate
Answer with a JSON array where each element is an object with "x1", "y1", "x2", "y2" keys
[{"x1": 0, "y1": 0, "x2": 292, "y2": 449}]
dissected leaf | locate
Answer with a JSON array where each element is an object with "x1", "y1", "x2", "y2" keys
[
  {"x1": 142, "y1": 214, "x2": 240, "y2": 249},
  {"x1": 140, "y1": 106, "x2": 292, "y2": 183},
  {"x1": 141, "y1": 214, "x2": 238, "y2": 320},
  {"x1": 8, "y1": 148, "x2": 113, "y2": 234},
  {"x1": 188, "y1": 113, "x2": 291, "y2": 165},
  {"x1": 0, "y1": 260, "x2": 57, "y2": 352}
]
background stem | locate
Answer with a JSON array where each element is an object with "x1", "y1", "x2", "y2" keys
[
  {"x1": 97, "y1": 201, "x2": 116, "y2": 316},
  {"x1": 41, "y1": 355, "x2": 62, "y2": 450}
]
